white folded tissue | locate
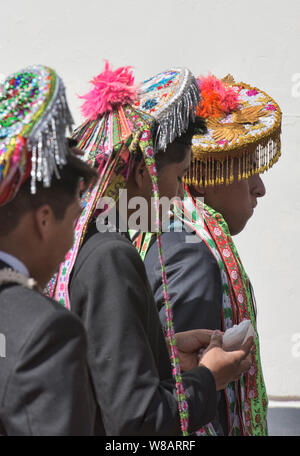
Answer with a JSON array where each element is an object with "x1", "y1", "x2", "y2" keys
[{"x1": 222, "y1": 320, "x2": 255, "y2": 351}]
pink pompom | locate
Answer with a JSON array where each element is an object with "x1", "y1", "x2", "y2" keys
[{"x1": 80, "y1": 62, "x2": 138, "y2": 120}]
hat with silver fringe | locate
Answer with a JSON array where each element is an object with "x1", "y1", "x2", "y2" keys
[
  {"x1": 185, "y1": 74, "x2": 282, "y2": 187},
  {"x1": 0, "y1": 65, "x2": 73, "y2": 205},
  {"x1": 135, "y1": 68, "x2": 200, "y2": 151}
]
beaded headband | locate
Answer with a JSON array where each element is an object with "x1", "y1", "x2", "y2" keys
[
  {"x1": 184, "y1": 74, "x2": 282, "y2": 187},
  {"x1": 0, "y1": 65, "x2": 73, "y2": 205},
  {"x1": 136, "y1": 68, "x2": 200, "y2": 151}
]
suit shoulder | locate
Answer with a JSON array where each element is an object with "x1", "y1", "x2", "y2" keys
[
  {"x1": 146, "y1": 230, "x2": 218, "y2": 268},
  {"x1": 0, "y1": 285, "x2": 83, "y2": 338},
  {"x1": 0, "y1": 286, "x2": 85, "y2": 391},
  {"x1": 75, "y1": 231, "x2": 141, "y2": 273}
]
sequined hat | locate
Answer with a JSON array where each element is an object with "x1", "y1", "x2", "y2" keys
[
  {"x1": 136, "y1": 68, "x2": 200, "y2": 151},
  {"x1": 185, "y1": 74, "x2": 282, "y2": 187},
  {"x1": 0, "y1": 65, "x2": 73, "y2": 205}
]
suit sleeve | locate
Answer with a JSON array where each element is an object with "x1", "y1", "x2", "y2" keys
[
  {"x1": 3, "y1": 310, "x2": 95, "y2": 436},
  {"x1": 145, "y1": 232, "x2": 223, "y2": 333},
  {"x1": 70, "y1": 238, "x2": 217, "y2": 436}
]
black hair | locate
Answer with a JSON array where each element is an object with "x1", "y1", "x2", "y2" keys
[
  {"x1": 0, "y1": 145, "x2": 98, "y2": 236},
  {"x1": 154, "y1": 116, "x2": 207, "y2": 170}
]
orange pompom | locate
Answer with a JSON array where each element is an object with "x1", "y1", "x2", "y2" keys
[{"x1": 197, "y1": 90, "x2": 225, "y2": 119}]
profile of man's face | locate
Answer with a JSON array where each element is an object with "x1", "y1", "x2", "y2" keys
[
  {"x1": 153, "y1": 145, "x2": 191, "y2": 228},
  {"x1": 127, "y1": 145, "x2": 191, "y2": 232},
  {"x1": 192, "y1": 160, "x2": 266, "y2": 236}
]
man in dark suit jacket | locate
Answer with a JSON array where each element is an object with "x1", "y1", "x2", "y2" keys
[
  {"x1": 67, "y1": 131, "x2": 253, "y2": 436},
  {"x1": 70, "y1": 220, "x2": 220, "y2": 435},
  {"x1": 0, "y1": 154, "x2": 101, "y2": 435},
  {"x1": 0, "y1": 258, "x2": 94, "y2": 436},
  {"x1": 0, "y1": 65, "x2": 101, "y2": 435}
]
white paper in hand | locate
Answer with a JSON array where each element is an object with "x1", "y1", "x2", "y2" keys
[{"x1": 222, "y1": 320, "x2": 255, "y2": 351}]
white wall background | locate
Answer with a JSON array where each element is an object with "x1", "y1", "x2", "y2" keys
[{"x1": 1, "y1": 0, "x2": 299, "y2": 398}]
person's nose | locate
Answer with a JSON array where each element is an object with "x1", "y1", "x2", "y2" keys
[{"x1": 249, "y1": 174, "x2": 266, "y2": 198}]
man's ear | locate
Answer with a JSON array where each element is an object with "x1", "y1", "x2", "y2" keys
[{"x1": 33, "y1": 204, "x2": 56, "y2": 240}]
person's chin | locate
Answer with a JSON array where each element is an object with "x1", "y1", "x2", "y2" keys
[
  {"x1": 231, "y1": 218, "x2": 250, "y2": 236},
  {"x1": 242, "y1": 212, "x2": 254, "y2": 231}
]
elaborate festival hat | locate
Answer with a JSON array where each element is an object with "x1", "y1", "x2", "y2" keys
[
  {"x1": 185, "y1": 74, "x2": 282, "y2": 187},
  {"x1": 135, "y1": 68, "x2": 200, "y2": 150},
  {"x1": 49, "y1": 62, "x2": 200, "y2": 436},
  {"x1": 0, "y1": 65, "x2": 73, "y2": 205}
]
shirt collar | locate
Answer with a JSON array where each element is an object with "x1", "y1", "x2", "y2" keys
[{"x1": 0, "y1": 251, "x2": 30, "y2": 277}]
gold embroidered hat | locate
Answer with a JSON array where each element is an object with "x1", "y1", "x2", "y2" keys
[{"x1": 185, "y1": 74, "x2": 282, "y2": 187}]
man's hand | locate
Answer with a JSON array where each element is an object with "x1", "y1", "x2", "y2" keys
[
  {"x1": 199, "y1": 331, "x2": 253, "y2": 391},
  {"x1": 166, "y1": 329, "x2": 215, "y2": 372}
]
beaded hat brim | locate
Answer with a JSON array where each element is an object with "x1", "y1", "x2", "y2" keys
[{"x1": 135, "y1": 68, "x2": 200, "y2": 151}]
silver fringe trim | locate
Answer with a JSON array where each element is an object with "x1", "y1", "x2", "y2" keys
[
  {"x1": 28, "y1": 76, "x2": 74, "y2": 194},
  {"x1": 154, "y1": 70, "x2": 200, "y2": 151}
]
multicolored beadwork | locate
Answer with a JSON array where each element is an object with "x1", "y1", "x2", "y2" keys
[
  {"x1": 0, "y1": 65, "x2": 73, "y2": 205},
  {"x1": 136, "y1": 68, "x2": 200, "y2": 151}
]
